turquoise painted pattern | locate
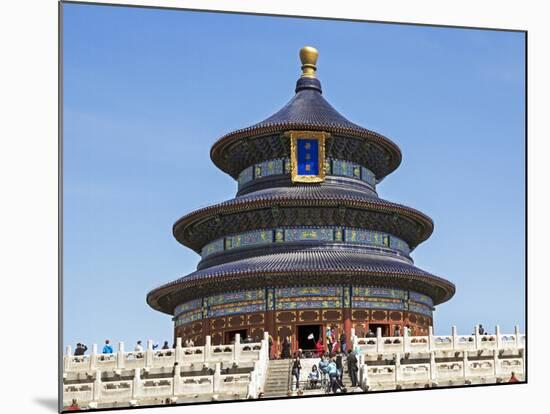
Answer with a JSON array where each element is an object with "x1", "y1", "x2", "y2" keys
[
  {"x1": 275, "y1": 286, "x2": 343, "y2": 298},
  {"x1": 172, "y1": 286, "x2": 434, "y2": 326},
  {"x1": 175, "y1": 309, "x2": 202, "y2": 326},
  {"x1": 345, "y1": 229, "x2": 390, "y2": 247},
  {"x1": 174, "y1": 298, "x2": 202, "y2": 316},
  {"x1": 208, "y1": 288, "x2": 264, "y2": 306},
  {"x1": 408, "y1": 302, "x2": 433, "y2": 316},
  {"x1": 275, "y1": 298, "x2": 342, "y2": 310},
  {"x1": 201, "y1": 238, "x2": 224, "y2": 257},
  {"x1": 284, "y1": 227, "x2": 334, "y2": 242},
  {"x1": 352, "y1": 299, "x2": 405, "y2": 311},
  {"x1": 237, "y1": 166, "x2": 254, "y2": 187},
  {"x1": 409, "y1": 291, "x2": 434, "y2": 307},
  {"x1": 226, "y1": 229, "x2": 272, "y2": 250},
  {"x1": 237, "y1": 157, "x2": 377, "y2": 189},
  {"x1": 201, "y1": 227, "x2": 411, "y2": 259},
  {"x1": 209, "y1": 302, "x2": 265, "y2": 317},
  {"x1": 353, "y1": 286, "x2": 408, "y2": 300}
]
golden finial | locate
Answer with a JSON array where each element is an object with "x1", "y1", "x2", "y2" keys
[{"x1": 299, "y1": 46, "x2": 318, "y2": 78}]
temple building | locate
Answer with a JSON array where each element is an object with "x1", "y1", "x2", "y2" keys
[{"x1": 147, "y1": 46, "x2": 455, "y2": 355}]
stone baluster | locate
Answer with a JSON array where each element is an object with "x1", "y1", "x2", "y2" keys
[
  {"x1": 64, "y1": 346, "x2": 72, "y2": 371},
  {"x1": 204, "y1": 335, "x2": 211, "y2": 361},
  {"x1": 395, "y1": 353, "x2": 401, "y2": 383},
  {"x1": 234, "y1": 333, "x2": 241, "y2": 364},
  {"x1": 376, "y1": 327, "x2": 382, "y2": 353},
  {"x1": 360, "y1": 362, "x2": 368, "y2": 389},
  {"x1": 428, "y1": 326, "x2": 434, "y2": 352},
  {"x1": 213, "y1": 362, "x2": 221, "y2": 394},
  {"x1": 493, "y1": 349, "x2": 499, "y2": 378},
  {"x1": 90, "y1": 344, "x2": 98, "y2": 371},
  {"x1": 93, "y1": 370, "x2": 102, "y2": 402},
  {"x1": 116, "y1": 342, "x2": 125, "y2": 370},
  {"x1": 145, "y1": 339, "x2": 153, "y2": 368},
  {"x1": 132, "y1": 368, "x2": 141, "y2": 399},
  {"x1": 175, "y1": 337, "x2": 183, "y2": 364},
  {"x1": 253, "y1": 360, "x2": 261, "y2": 394},
  {"x1": 451, "y1": 326, "x2": 458, "y2": 350},
  {"x1": 173, "y1": 363, "x2": 181, "y2": 395},
  {"x1": 462, "y1": 351, "x2": 469, "y2": 379},
  {"x1": 514, "y1": 325, "x2": 521, "y2": 349},
  {"x1": 430, "y1": 350, "x2": 437, "y2": 382},
  {"x1": 474, "y1": 324, "x2": 480, "y2": 349},
  {"x1": 403, "y1": 326, "x2": 409, "y2": 353},
  {"x1": 495, "y1": 325, "x2": 501, "y2": 349}
]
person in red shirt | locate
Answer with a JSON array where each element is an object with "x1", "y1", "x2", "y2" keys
[
  {"x1": 508, "y1": 372, "x2": 520, "y2": 383},
  {"x1": 66, "y1": 399, "x2": 80, "y2": 411},
  {"x1": 315, "y1": 338, "x2": 323, "y2": 357}
]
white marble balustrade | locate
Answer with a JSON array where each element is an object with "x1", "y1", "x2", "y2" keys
[
  {"x1": 63, "y1": 332, "x2": 270, "y2": 408},
  {"x1": 353, "y1": 325, "x2": 525, "y2": 391}
]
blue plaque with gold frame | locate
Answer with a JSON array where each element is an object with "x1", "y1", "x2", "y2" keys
[{"x1": 289, "y1": 130, "x2": 327, "y2": 183}]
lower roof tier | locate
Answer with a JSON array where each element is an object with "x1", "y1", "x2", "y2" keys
[
  {"x1": 173, "y1": 184, "x2": 434, "y2": 253},
  {"x1": 146, "y1": 247, "x2": 455, "y2": 315}
]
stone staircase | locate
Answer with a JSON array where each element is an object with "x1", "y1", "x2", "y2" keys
[{"x1": 263, "y1": 359, "x2": 291, "y2": 398}]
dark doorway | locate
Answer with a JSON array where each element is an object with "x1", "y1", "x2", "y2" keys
[
  {"x1": 225, "y1": 329, "x2": 247, "y2": 344},
  {"x1": 297, "y1": 324, "x2": 322, "y2": 351},
  {"x1": 368, "y1": 323, "x2": 390, "y2": 337}
]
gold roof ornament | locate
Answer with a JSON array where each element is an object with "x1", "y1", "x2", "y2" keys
[{"x1": 299, "y1": 46, "x2": 318, "y2": 78}]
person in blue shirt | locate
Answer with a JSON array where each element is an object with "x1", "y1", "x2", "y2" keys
[
  {"x1": 327, "y1": 358, "x2": 344, "y2": 393},
  {"x1": 102, "y1": 339, "x2": 113, "y2": 354}
]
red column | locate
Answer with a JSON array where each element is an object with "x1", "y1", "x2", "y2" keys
[
  {"x1": 265, "y1": 310, "x2": 276, "y2": 358},
  {"x1": 343, "y1": 308, "x2": 352, "y2": 352}
]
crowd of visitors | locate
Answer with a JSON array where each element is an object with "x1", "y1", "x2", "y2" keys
[
  {"x1": 72, "y1": 338, "x2": 191, "y2": 356},
  {"x1": 288, "y1": 348, "x2": 360, "y2": 394}
]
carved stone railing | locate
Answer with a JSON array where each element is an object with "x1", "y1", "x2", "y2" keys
[
  {"x1": 64, "y1": 334, "x2": 266, "y2": 373},
  {"x1": 353, "y1": 325, "x2": 525, "y2": 391},
  {"x1": 352, "y1": 325, "x2": 525, "y2": 355},
  {"x1": 63, "y1": 332, "x2": 270, "y2": 408}
]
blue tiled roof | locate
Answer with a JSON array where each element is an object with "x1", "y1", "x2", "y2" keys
[
  {"x1": 251, "y1": 77, "x2": 365, "y2": 129},
  {"x1": 146, "y1": 248, "x2": 455, "y2": 312}
]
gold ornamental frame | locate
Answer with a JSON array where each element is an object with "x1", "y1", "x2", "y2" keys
[{"x1": 289, "y1": 130, "x2": 327, "y2": 183}]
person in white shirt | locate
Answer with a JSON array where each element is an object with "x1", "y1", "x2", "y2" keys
[{"x1": 135, "y1": 340, "x2": 143, "y2": 352}]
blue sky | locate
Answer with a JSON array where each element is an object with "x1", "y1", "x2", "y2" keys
[{"x1": 62, "y1": 3, "x2": 525, "y2": 350}]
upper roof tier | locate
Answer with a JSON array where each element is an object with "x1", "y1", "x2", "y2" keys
[{"x1": 210, "y1": 46, "x2": 402, "y2": 180}]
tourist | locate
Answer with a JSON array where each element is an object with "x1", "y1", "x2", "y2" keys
[
  {"x1": 66, "y1": 399, "x2": 80, "y2": 411},
  {"x1": 297, "y1": 348, "x2": 303, "y2": 359},
  {"x1": 135, "y1": 340, "x2": 143, "y2": 352},
  {"x1": 508, "y1": 372, "x2": 520, "y2": 383},
  {"x1": 394, "y1": 326, "x2": 401, "y2": 337},
  {"x1": 308, "y1": 364, "x2": 320, "y2": 388},
  {"x1": 335, "y1": 352, "x2": 344, "y2": 380},
  {"x1": 327, "y1": 358, "x2": 339, "y2": 393},
  {"x1": 162, "y1": 341, "x2": 169, "y2": 350},
  {"x1": 188, "y1": 338, "x2": 194, "y2": 347},
  {"x1": 74, "y1": 343, "x2": 87, "y2": 356},
  {"x1": 268, "y1": 334, "x2": 274, "y2": 359},
  {"x1": 326, "y1": 327, "x2": 333, "y2": 354},
  {"x1": 366, "y1": 329, "x2": 375, "y2": 338},
  {"x1": 318, "y1": 354, "x2": 329, "y2": 386},
  {"x1": 291, "y1": 354, "x2": 302, "y2": 390},
  {"x1": 339, "y1": 331, "x2": 347, "y2": 353},
  {"x1": 347, "y1": 349, "x2": 358, "y2": 387},
  {"x1": 478, "y1": 325, "x2": 485, "y2": 335},
  {"x1": 281, "y1": 337, "x2": 291, "y2": 359},
  {"x1": 102, "y1": 339, "x2": 113, "y2": 354},
  {"x1": 315, "y1": 338, "x2": 324, "y2": 357}
]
